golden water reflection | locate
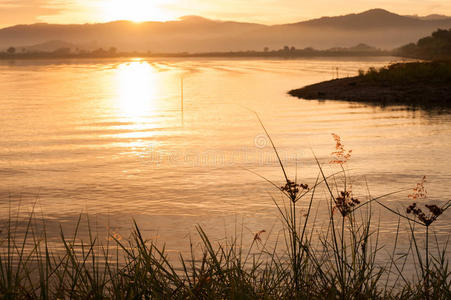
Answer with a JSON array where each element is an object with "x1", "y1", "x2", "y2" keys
[
  {"x1": 1, "y1": 58, "x2": 451, "y2": 269},
  {"x1": 114, "y1": 60, "x2": 158, "y2": 121},
  {"x1": 111, "y1": 60, "x2": 166, "y2": 154}
]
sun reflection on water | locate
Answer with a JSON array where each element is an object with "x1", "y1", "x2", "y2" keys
[
  {"x1": 115, "y1": 60, "x2": 158, "y2": 121},
  {"x1": 112, "y1": 60, "x2": 163, "y2": 154}
]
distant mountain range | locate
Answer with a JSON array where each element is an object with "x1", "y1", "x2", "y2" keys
[
  {"x1": 407, "y1": 14, "x2": 451, "y2": 21},
  {"x1": 1, "y1": 9, "x2": 451, "y2": 53}
]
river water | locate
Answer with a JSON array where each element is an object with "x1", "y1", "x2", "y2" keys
[{"x1": 0, "y1": 57, "x2": 450, "y2": 261}]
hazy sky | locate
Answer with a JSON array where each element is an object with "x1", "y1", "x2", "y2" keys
[{"x1": 1, "y1": 0, "x2": 450, "y2": 28}]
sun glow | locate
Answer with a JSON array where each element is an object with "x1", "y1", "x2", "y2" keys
[
  {"x1": 114, "y1": 61, "x2": 158, "y2": 120},
  {"x1": 103, "y1": 0, "x2": 172, "y2": 22}
]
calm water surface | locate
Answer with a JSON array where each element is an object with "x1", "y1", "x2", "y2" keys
[{"x1": 0, "y1": 57, "x2": 450, "y2": 258}]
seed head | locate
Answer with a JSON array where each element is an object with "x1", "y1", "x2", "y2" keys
[
  {"x1": 281, "y1": 179, "x2": 309, "y2": 202},
  {"x1": 334, "y1": 190, "x2": 359, "y2": 217},
  {"x1": 330, "y1": 133, "x2": 352, "y2": 165},
  {"x1": 406, "y1": 202, "x2": 444, "y2": 226}
]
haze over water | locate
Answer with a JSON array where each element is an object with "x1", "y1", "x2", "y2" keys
[{"x1": 0, "y1": 57, "x2": 450, "y2": 257}]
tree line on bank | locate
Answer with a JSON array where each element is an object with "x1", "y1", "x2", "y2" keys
[{"x1": 1, "y1": 28, "x2": 450, "y2": 60}]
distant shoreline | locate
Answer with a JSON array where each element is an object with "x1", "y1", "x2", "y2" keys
[
  {"x1": 289, "y1": 62, "x2": 451, "y2": 108},
  {"x1": 0, "y1": 50, "x2": 392, "y2": 60}
]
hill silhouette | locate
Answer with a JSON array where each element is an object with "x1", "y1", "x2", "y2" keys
[
  {"x1": 1, "y1": 9, "x2": 451, "y2": 52},
  {"x1": 395, "y1": 28, "x2": 451, "y2": 59},
  {"x1": 296, "y1": 9, "x2": 424, "y2": 28},
  {"x1": 22, "y1": 40, "x2": 77, "y2": 52},
  {"x1": 408, "y1": 14, "x2": 451, "y2": 21}
]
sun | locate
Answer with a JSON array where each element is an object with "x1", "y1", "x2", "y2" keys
[{"x1": 103, "y1": 0, "x2": 172, "y2": 22}]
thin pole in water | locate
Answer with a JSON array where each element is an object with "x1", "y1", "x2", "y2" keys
[{"x1": 181, "y1": 76, "x2": 184, "y2": 126}]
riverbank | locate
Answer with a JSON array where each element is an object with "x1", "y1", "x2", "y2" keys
[
  {"x1": 289, "y1": 61, "x2": 451, "y2": 108},
  {"x1": 0, "y1": 46, "x2": 390, "y2": 60}
]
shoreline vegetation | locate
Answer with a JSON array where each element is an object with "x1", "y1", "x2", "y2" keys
[
  {"x1": 0, "y1": 44, "x2": 391, "y2": 60},
  {"x1": 1, "y1": 130, "x2": 450, "y2": 299},
  {"x1": 289, "y1": 61, "x2": 451, "y2": 108},
  {"x1": 0, "y1": 28, "x2": 449, "y2": 61},
  {"x1": 289, "y1": 29, "x2": 451, "y2": 108}
]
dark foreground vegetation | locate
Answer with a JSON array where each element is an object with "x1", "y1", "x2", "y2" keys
[
  {"x1": 289, "y1": 61, "x2": 451, "y2": 108},
  {"x1": 1, "y1": 126, "x2": 450, "y2": 299}
]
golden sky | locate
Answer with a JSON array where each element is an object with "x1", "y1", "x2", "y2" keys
[{"x1": 1, "y1": 0, "x2": 450, "y2": 28}]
